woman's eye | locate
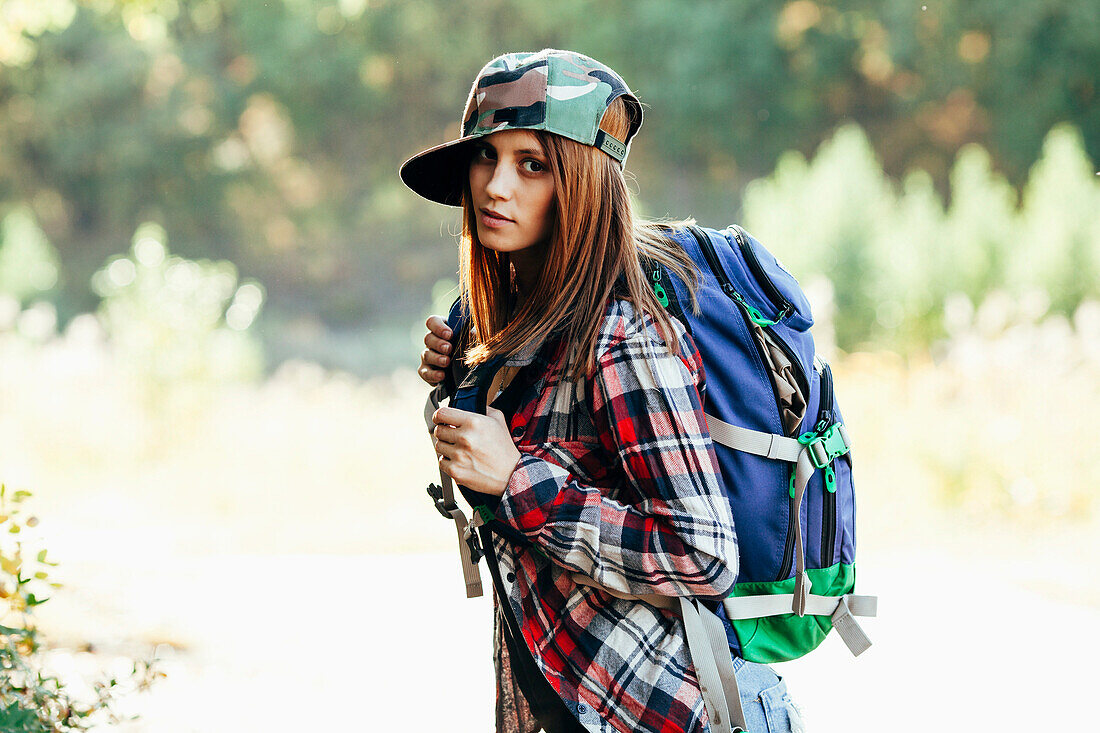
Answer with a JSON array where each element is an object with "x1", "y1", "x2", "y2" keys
[
  {"x1": 522, "y1": 159, "x2": 545, "y2": 173},
  {"x1": 474, "y1": 146, "x2": 494, "y2": 161}
]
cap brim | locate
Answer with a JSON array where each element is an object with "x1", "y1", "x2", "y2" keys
[{"x1": 399, "y1": 135, "x2": 479, "y2": 207}]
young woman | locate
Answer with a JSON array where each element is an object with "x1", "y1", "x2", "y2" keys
[{"x1": 403, "y1": 49, "x2": 796, "y2": 733}]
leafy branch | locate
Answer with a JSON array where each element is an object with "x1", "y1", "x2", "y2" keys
[{"x1": 0, "y1": 485, "x2": 159, "y2": 732}]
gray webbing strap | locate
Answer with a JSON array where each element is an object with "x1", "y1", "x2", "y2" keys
[
  {"x1": 722, "y1": 592, "x2": 877, "y2": 620},
  {"x1": 790, "y1": 448, "x2": 814, "y2": 616},
  {"x1": 679, "y1": 597, "x2": 740, "y2": 733},
  {"x1": 703, "y1": 414, "x2": 828, "y2": 617},
  {"x1": 571, "y1": 574, "x2": 746, "y2": 732},
  {"x1": 704, "y1": 413, "x2": 804, "y2": 462},
  {"x1": 697, "y1": 599, "x2": 748, "y2": 733},
  {"x1": 831, "y1": 595, "x2": 874, "y2": 657},
  {"x1": 723, "y1": 592, "x2": 878, "y2": 657},
  {"x1": 425, "y1": 387, "x2": 484, "y2": 599}
]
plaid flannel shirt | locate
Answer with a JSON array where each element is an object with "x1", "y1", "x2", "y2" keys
[{"x1": 474, "y1": 298, "x2": 739, "y2": 733}]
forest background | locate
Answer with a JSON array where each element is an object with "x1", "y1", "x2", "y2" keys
[{"x1": 0, "y1": 0, "x2": 1097, "y2": 731}]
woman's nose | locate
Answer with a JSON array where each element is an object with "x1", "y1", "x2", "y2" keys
[{"x1": 484, "y1": 162, "x2": 514, "y2": 200}]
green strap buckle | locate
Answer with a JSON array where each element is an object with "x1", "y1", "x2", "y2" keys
[
  {"x1": 801, "y1": 423, "x2": 851, "y2": 469},
  {"x1": 473, "y1": 505, "x2": 496, "y2": 524}
]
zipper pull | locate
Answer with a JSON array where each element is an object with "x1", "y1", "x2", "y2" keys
[
  {"x1": 824, "y1": 463, "x2": 837, "y2": 493},
  {"x1": 732, "y1": 290, "x2": 783, "y2": 327}
]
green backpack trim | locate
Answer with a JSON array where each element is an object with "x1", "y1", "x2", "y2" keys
[{"x1": 729, "y1": 562, "x2": 856, "y2": 663}]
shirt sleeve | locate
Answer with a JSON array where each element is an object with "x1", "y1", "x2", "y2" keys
[{"x1": 493, "y1": 318, "x2": 739, "y2": 601}]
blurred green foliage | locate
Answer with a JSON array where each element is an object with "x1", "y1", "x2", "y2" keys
[
  {"x1": 744, "y1": 123, "x2": 1099, "y2": 351},
  {"x1": 0, "y1": 207, "x2": 60, "y2": 304},
  {"x1": 92, "y1": 221, "x2": 264, "y2": 400},
  {"x1": 0, "y1": 0, "x2": 1095, "y2": 368},
  {"x1": 0, "y1": 486, "x2": 157, "y2": 731}
]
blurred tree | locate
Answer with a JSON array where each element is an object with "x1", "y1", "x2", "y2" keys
[
  {"x1": 92, "y1": 220, "x2": 265, "y2": 396},
  {"x1": 0, "y1": 207, "x2": 60, "y2": 303},
  {"x1": 0, "y1": 0, "x2": 1095, "y2": 368},
  {"x1": 745, "y1": 123, "x2": 1099, "y2": 352}
]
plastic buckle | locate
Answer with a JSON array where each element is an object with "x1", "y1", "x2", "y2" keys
[
  {"x1": 464, "y1": 527, "x2": 484, "y2": 564},
  {"x1": 801, "y1": 424, "x2": 850, "y2": 469},
  {"x1": 473, "y1": 504, "x2": 496, "y2": 525},
  {"x1": 426, "y1": 483, "x2": 454, "y2": 519}
]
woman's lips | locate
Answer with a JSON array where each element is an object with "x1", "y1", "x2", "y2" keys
[{"x1": 480, "y1": 209, "x2": 513, "y2": 228}]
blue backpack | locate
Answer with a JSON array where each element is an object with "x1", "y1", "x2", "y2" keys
[
  {"x1": 424, "y1": 223, "x2": 876, "y2": 732},
  {"x1": 645, "y1": 224, "x2": 875, "y2": 665}
]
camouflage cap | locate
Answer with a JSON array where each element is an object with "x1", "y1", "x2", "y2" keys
[{"x1": 400, "y1": 49, "x2": 643, "y2": 206}]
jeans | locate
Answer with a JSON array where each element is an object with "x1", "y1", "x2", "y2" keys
[
  {"x1": 572, "y1": 657, "x2": 803, "y2": 732},
  {"x1": 733, "y1": 656, "x2": 804, "y2": 733}
]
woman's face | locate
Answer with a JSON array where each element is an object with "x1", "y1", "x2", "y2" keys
[{"x1": 468, "y1": 130, "x2": 556, "y2": 262}]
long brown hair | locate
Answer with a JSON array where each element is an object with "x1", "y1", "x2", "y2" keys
[{"x1": 459, "y1": 98, "x2": 698, "y2": 379}]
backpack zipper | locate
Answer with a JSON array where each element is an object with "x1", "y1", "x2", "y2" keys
[
  {"x1": 688, "y1": 226, "x2": 791, "y2": 416},
  {"x1": 688, "y1": 225, "x2": 738, "y2": 300},
  {"x1": 689, "y1": 226, "x2": 808, "y2": 398},
  {"x1": 687, "y1": 226, "x2": 800, "y2": 582},
  {"x1": 728, "y1": 224, "x2": 794, "y2": 323},
  {"x1": 816, "y1": 360, "x2": 837, "y2": 566}
]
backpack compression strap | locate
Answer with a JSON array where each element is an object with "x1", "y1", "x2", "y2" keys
[
  {"x1": 570, "y1": 574, "x2": 748, "y2": 733},
  {"x1": 424, "y1": 384, "x2": 484, "y2": 598},
  {"x1": 703, "y1": 411, "x2": 877, "y2": 656}
]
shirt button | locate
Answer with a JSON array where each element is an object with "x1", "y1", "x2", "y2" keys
[
  {"x1": 578, "y1": 704, "x2": 587, "y2": 714},
  {"x1": 506, "y1": 572, "x2": 516, "y2": 582},
  {"x1": 511, "y1": 426, "x2": 524, "y2": 438}
]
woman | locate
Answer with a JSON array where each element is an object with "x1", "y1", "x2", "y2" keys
[{"x1": 403, "y1": 49, "x2": 796, "y2": 733}]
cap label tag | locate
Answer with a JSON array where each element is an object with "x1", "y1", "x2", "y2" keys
[{"x1": 596, "y1": 131, "x2": 627, "y2": 160}]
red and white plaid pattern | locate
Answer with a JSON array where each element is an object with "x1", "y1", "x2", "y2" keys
[{"x1": 483, "y1": 299, "x2": 738, "y2": 733}]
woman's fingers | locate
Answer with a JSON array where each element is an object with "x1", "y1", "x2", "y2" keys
[
  {"x1": 418, "y1": 317, "x2": 452, "y2": 388},
  {"x1": 430, "y1": 406, "x2": 518, "y2": 496},
  {"x1": 433, "y1": 406, "x2": 474, "y2": 426},
  {"x1": 425, "y1": 314, "x2": 453, "y2": 341},
  {"x1": 424, "y1": 315, "x2": 453, "y2": 358},
  {"x1": 433, "y1": 423, "x2": 459, "y2": 445},
  {"x1": 424, "y1": 330, "x2": 452, "y2": 356},
  {"x1": 418, "y1": 363, "x2": 445, "y2": 385},
  {"x1": 422, "y1": 347, "x2": 449, "y2": 368},
  {"x1": 434, "y1": 438, "x2": 458, "y2": 460}
]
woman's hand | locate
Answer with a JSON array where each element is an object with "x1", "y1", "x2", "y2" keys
[
  {"x1": 418, "y1": 315, "x2": 453, "y2": 386},
  {"x1": 432, "y1": 405, "x2": 521, "y2": 497}
]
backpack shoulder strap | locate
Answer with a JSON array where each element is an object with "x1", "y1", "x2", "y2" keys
[{"x1": 424, "y1": 383, "x2": 485, "y2": 598}]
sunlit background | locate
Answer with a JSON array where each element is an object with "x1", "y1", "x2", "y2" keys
[{"x1": 0, "y1": 0, "x2": 1096, "y2": 730}]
